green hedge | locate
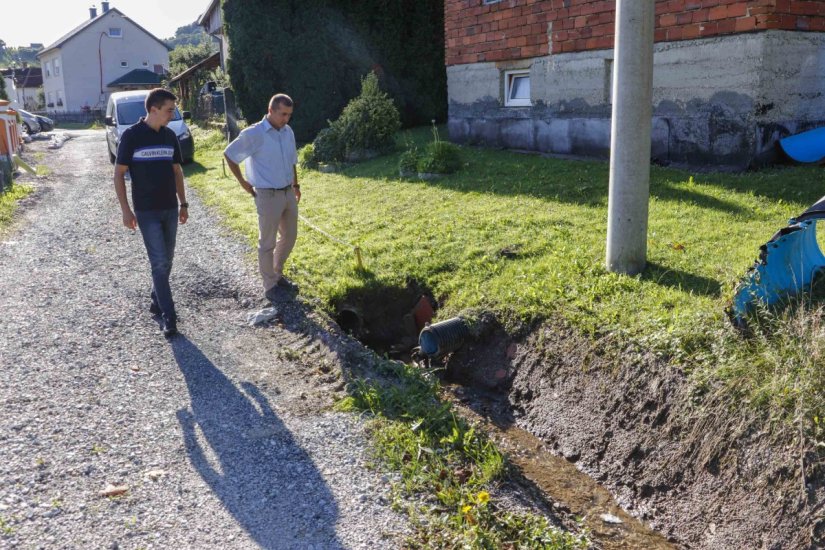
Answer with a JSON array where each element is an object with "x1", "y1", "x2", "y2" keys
[{"x1": 223, "y1": 0, "x2": 446, "y2": 142}]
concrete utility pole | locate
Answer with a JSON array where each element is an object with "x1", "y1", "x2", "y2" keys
[{"x1": 606, "y1": 0, "x2": 655, "y2": 275}]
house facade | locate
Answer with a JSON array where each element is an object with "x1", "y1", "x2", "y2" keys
[
  {"x1": 37, "y1": 2, "x2": 169, "y2": 113},
  {"x1": 1, "y1": 67, "x2": 43, "y2": 111},
  {"x1": 446, "y1": 1, "x2": 825, "y2": 168},
  {"x1": 197, "y1": 0, "x2": 229, "y2": 70}
]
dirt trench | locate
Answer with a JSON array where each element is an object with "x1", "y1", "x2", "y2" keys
[
  {"x1": 445, "y1": 318, "x2": 825, "y2": 549},
  {"x1": 334, "y1": 285, "x2": 824, "y2": 549}
]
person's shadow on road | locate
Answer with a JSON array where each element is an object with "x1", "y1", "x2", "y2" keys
[{"x1": 171, "y1": 336, "x2": 341, "y2": 549}]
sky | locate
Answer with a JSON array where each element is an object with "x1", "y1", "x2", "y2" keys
[{"x1": 2, "y1": 0, "x2": 213, "y2": 48}]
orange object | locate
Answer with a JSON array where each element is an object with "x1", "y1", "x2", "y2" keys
[
  {"x1": 412, "y1": 295, "x2": 434, "y2": 332},
  {"x1": 0, "y1": 100, "x2": 22, "y2": 157}
]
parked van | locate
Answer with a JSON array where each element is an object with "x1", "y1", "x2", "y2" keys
[{"x1": 105, "y1": 90, "x2": 194, "y2": 164}]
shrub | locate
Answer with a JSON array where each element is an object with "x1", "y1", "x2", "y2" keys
[
  {"x1": 418, "y1": 141, "x2": 462, "y2": 175},
  {"x1": 298, "y1": 143, "x2": 318, "y2": 169},
  {"x1": 334, "y1": 72, "x2": 401, "y2": 158},
  {"x1": 311, "y1": 126, "x2": 345, "y2": 164},
  {"x1": 398, "y1": 148, "x2": 420, "y2": 175}
]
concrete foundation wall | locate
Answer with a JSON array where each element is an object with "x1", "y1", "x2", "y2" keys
[{"x1": 447, "y1": 30, "x2": 825, "y2": 169}]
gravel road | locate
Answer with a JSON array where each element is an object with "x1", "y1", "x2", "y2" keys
[{"x1": 0, "y1": 130, "x2": 410, "y2": 549}]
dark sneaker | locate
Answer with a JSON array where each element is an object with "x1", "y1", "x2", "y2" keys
[
  {"x1": 162, "y1": 319, "x2": 178, "y2": 338},
  {"x1": 264, "y1": 285, "x2": 281, "y2": 303},
  {"x1": 276, "y1": 275, "x2": 299, "y2": 292},
  {"x1": 149, "y1": 302, "x2": 161, "y2": 316}
]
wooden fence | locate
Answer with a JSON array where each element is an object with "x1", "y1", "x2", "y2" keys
[{"x1": 33, "y1": 110, "x2": 105, "y2": 124}]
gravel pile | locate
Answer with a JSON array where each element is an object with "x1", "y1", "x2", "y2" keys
[{"x1": 0, "y1": 130, "x2": 410, "y2": 549}]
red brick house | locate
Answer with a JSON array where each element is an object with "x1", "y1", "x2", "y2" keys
[{"x1": 445, "y1": 1, "x2": 825, "y2": 168}]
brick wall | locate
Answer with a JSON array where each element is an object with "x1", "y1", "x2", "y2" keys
[{"x1": 445, "y1": 0, "x2": 825, "y2": 65}]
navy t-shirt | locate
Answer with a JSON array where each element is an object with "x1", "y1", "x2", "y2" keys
[{"x1": 116, "y1": 119, "x2": 182, "y2": 211}]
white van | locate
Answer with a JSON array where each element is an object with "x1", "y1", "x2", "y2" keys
[{"x1": 105, "y1": 90, "x2": 194, "y2": 164}]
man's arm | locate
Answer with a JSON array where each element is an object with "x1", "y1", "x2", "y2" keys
[
  {"x1": 292, "y1": 165, "x2": 300, "y2": 203},
  {"x1": 173, "y1": 164, "x2": 188, "y2": 224},
  {"x1": 224, "y1": 154, "x2": 256, "y2": 197},
  {"x1": 114, "y1": 164, "x2": 136, "y2": 230}
]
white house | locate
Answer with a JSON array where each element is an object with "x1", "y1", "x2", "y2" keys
[{"x1": 37, "y1": 2, "x2": 170, "y2": 113}]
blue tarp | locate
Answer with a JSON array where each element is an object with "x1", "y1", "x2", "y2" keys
[
  {"x1": 730, "y1": 196, "x2": 825, "y2": 325},
  {"x1": 778, "y1": 127, "x2": 825, "y2": 164}
]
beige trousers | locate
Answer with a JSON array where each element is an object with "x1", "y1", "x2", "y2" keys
[{"x1": 254, "y1": 187, "x2": 298, "y2": 291}]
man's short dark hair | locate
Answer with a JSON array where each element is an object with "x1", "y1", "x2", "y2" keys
[
  {"x1": 269, "y1": 94, "x2": 294, "y2": 110},
  {"x1": 145, "y1": 88, "x2": 178, "y2": 113}
]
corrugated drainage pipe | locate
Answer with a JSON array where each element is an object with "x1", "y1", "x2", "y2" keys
[{"x1": 419, "y1": 317, "x2": 470, "y2": 357}]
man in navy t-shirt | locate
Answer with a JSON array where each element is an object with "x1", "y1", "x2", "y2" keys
[{"x1": 114, "y1": 88, "x2": 189, "y2": 338}]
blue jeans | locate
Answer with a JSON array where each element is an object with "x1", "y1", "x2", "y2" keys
[{"x1": 136, "y1": 208, "x2": 178, "y2": 322}]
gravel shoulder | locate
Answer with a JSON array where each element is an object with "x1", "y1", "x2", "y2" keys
[{"x1": 0, "y1": 130, "x2": 410, "y2": 549}]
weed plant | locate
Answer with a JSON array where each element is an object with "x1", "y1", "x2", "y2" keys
[{"x1": 337, "y1": 361, "x2": 588, "y2": 548}]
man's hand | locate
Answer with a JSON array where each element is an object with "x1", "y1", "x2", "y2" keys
[
  {"x1": 294, "y1": 187, "x2": 301, "y2": 203},
  {"x1": 179, "y1": 208, "x2": 188, "y2": 224},
  {"x1": 241, "y1": 179, "x2": 256, "y2": 197},
  {"x1": 122, "y1": 209, "x2": 137, "y2": 230}
]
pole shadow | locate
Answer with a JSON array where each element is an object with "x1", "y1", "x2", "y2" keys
[{"x1": 171, "y1": 336, "x2": 341, "y2": 549}]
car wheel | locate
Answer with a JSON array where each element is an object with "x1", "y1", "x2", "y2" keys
[
  {"x1": 108, "y1": 149, "x2": 116, "y2": 164},
  {"x1": 22, "y1": 122, "x2": 32, "y2": 135}
]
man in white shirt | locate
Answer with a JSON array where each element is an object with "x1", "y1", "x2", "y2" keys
[{"x1": 224, "y1": 94, "x2": 301, "y2": 301}]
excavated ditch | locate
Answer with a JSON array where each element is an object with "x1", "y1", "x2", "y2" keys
[
  {"x1": 333, "y1": 287, "x2": 825, "y2": 548},
  {"x1": 445, "y1": 317, "x2": 825, "y2": 549},
  {"x1": 332, "y1": 285, "x2": 671, "y2": 548}
]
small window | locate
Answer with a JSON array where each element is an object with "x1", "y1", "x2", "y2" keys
[
  {"x1": 483, "y1": 0, "x2": 502, "y2": 4},
  {"x1": 153, "y1": 64, "x2": 165, "y2": 75},
  {"x1": 45, "y1": 61, "x2": 51, "y2": 77},
  {"x1": 54, "y1": 59, "x2": 60, "y2": 76},
  {"x1": 109, "y1": 27, "x2": 122, "y2": 38},
  {"x1": 142, "y1": 61, "x2": 148, "y2": 66},
  {"x1": 504, "y1": 70, "x2": 531, "y2": 107},
  {"x1": 120, "y1": 61, "x2": 128, "y2": 68}
]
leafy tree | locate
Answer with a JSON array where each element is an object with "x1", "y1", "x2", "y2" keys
[
  {"x1": 165, "y1": 22, "x2": 217, "y2": 50},
  {"x1": 224, "y1": 0, "x2": 445, "y2": 142},
  {"x1": 169, "y1": 41, "x2": 215, "y2": 77},
  {"x1": 2, "y1": 46, "x2": 40, "y2": 67},
  {"x1": 0, "y1": 76, "x2": 7, "y2": 101}
]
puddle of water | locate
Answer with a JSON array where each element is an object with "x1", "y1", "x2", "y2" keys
[{"x1": 449, "y1": 389, "x2": 675, "y2": 550}]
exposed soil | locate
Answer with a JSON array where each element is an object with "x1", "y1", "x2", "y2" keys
[
  {"x1": 340, "y1": 283, "x2": 825, "y2": 548},
  {"x1": 442, "y1": 318, "x2": 825, "y2": 549}
]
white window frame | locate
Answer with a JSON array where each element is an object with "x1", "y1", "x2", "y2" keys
[
  {"x1": 45, "y1": 61, "x2": 51, "y2": 78},
  {"x1": 120, "y1": 60, "x2": 129, "y2": 68},
  {"x1": 109, "y1": 27, "x2": 122, "y2": 38},
  {"x1": 504, "y1": 69, "x2": 531, "y2": 107},
  {"x1": 54, "y1": 58, "x2": 60, "y2": 76}
]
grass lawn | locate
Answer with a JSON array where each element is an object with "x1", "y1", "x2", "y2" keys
[
  {"x1": 54, "y1": 121, "x2": 104, "y2": 130},
  {"x1": 185, "y1": 124, "x2": 825, "y2": 436}
]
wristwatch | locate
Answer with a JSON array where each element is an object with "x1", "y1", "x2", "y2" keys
[{"x1": 180, "y1": 202, "x2": 189, "y2": 208}]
